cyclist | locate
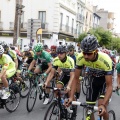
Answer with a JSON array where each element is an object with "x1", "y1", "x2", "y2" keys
[
  {"x1": 44, "y1": 45, "x2": 75, "y2": 101},
  {"x1": 43, "y1": 44, "x2": 51, "y2": 53},
  {"x1": 50, "y1": 45, "x2": 57, "y2": 58},
  {"x1": 67, "y1": 44, "x2": 80, "y2": 100},
  {"x1": 3, "y1": 44, "x2": 26, "y2": 86},
  {"x1": 0, "y1": 45, "x2": 16, "y2": 99},
  {"x1": 22, "y1": 46, "x2": 34, "y2": 64},
  {"x1": 28, "y1": 43, "x2": 53, "y2": 104},
  {"x1": 67, "y1": 35, "x2": 113, "y2": 120}
]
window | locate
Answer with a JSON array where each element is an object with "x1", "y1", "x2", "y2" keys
[
  {"x1": 60, "y1": 13, "x2": 63, "y2": 30},
  {"x1": 71, "y1": 19, "x2": 74, "y2": 33},
  {"x1": 21, "y1": 11, "x2": 24, "y2": 28},
  {"x1": 38, "y1": 11, "x2": 46, "y2": 29},
  {"x1": 38, "y1": 11, "x2": 46, "y2": 23},
  {"x1": 66, "y1": 16, "x2": 69, "y2": 26},
  {"x1": 66, "y1": 16, "x2": 69, "y2": 32}
]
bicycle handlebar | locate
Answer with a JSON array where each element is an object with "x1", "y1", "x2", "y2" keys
[{"x1": 72, "y1": 101, "x2": 98, "y2": 111}]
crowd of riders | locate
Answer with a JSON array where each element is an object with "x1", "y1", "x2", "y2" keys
[{"x1": 0, "y1": 34, "x2": 120, "y2": 119}]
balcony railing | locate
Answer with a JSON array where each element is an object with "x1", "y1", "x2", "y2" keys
[
  {"x1": 9, "y1": 22, "x2": 14, "y2": 30},
  {"x1": 0, "y1": 22, "x2": 3, "y2": 30},
  {"x1": 77, "y1": 13, "x2": 84, "y2": 23},
  {"x1": 59, "y1": 24, "x2": 76, "y2": 35}
]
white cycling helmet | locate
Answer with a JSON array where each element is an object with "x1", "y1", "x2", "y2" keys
[
  {"x1": 24, "y1": 46, "x2": 29, "y2": 52},
  {"x1": 0, "y1": 45, "x2": 4, "y2": 55}
]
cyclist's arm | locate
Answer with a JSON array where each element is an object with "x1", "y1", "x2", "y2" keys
[
  {"x1": 45, "y1": 67, "x2": 56, "y2": 84},
  {"x1": 14, "y1": 58, "x2": 18, "y2": 69},
  {"x1": 102, "y1": 74, "x2": 113, "y2": 106},
  {"x1": 70, "y1": 68, "x2": 82, "y2": 99},
  {"x1": 45, "y1": 62, "x2": 52, "y2": 74},
  {"x1": 28, "y1": 59, "x2": 36, "y2": 71},
  {"x1": 67, "y1": 71, "x2": 75, "y2": 89}
]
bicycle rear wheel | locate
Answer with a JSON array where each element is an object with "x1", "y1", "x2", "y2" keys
[
  {"x1": 26, "y1": 85, "x2": 37, "y2": 112},
  {"x1": 44, "y1": 101, "x2": 61, "y2": 120},
  {"x1": 5, "y1": 89, "x2": 20, "y2": 112},
  {"x1": 108, "y1": 110, "x2": 116, "y2": 120}
]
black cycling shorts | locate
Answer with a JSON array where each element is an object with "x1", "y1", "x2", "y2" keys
[{"x1": 86, "y1": 76, "x2": 106, "y2": 105}]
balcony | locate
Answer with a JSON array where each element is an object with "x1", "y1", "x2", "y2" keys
[
  {"x1": 0, "y1": 22, "x2": 3, "y2": 30},
  {"x1": 9, "y1": 22, "x2": 14, "y2": 30},
  {"x1": 59, "y1": 24, "x2": 76, "y2": 36},
  {"x1": 76, "y1": 13, "x2": 84, "y2": 23}
]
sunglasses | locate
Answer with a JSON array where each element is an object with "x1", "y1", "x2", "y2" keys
[
  {"x1": 82, "y1": 50, "x2": 95, "y2": 56},
  {"x1": 51, "y1": 49, "x2": 55, "y2": 51}
]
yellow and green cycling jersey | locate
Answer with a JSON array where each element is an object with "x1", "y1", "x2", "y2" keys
[
  {"x1": 76, "y1": 52, "x2": 112, "y2": 76},
  {"x1": 53, "y1": 56, "x2": 75, "y2": 73},
  {"x1": 0, "y1": 54, "x2": 16, "y2": 78},
  {"x1": 7, "y1": 49, "x2": 17, "y2": 60}
]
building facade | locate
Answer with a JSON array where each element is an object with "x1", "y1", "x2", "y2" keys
[
  {"x1": 93, "y1": 6, "x2": 101, "y2": 28},
  {"x1": 83, "y1": 0, "x2": 93, "y2": 32},
  {"x1": 0, "y1": 0, "x2": 78, "y2": 49},
  {"x1": 96, "y1": 9, "x2": 115, "y2": 32}
]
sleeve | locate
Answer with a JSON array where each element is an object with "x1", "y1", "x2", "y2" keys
[
  {"x1": 45, "y1": 55, "x2": 52, "y2": 63},
  {"x1": 75, "y1": 53, "x2": 84, "y2": 69},
  {"x1": 70, "y1": 59, "x2": 75, "y2": 72},
  {"x1": 33, "y1": 54, "x2": 38, "y2": 60},
  {"x1": 52, "y1": 58, "x2": 59, "y2": 70},
  {"x1": 10, "y1": 50, "x2": 17, "y2": 59},
  {"x1": 2, "y1": 56, "x2": 10, "y2": 69}
]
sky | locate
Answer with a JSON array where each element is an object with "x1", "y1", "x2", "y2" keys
[{"x1": 91, "y1": 0, "x2": 120, "y2": 33}]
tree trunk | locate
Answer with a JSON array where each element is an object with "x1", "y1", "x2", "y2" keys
[{"x1": 13, "y1": 0, "x2": 22, "y2": 46}]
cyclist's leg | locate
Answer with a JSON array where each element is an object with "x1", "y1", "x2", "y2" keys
[
  {"x1": 34, "y1": 65, "x2": 41, "y2": 73},
  {"x1": 86, "y1": 76, "x2": 102, "y2": 120},
  {"x1": 98, "y1": 78, "x2": 109, "y2": 120},
  {"x1": 1, "y1": 67, "x2": 16, "y2": 99}
]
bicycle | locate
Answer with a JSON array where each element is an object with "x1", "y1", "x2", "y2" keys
[
  {"x1": 26, "y1": 72, "x2": 54, "y2": 112},
  {"x1": 0, "y1": 77, "x2": 21, "y2": 112},
  {"x1": 72, "y1": 101, "x2": 116, "y2": 120},
  {"x1": 44, "y1": 86, "x2": 77, "y2": 120}
]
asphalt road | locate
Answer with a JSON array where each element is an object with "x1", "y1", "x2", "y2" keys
[{"x1": 0, "y1": 76, "x2": 119, "y2": 120}]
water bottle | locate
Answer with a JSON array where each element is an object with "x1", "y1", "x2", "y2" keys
[
  {"x1": 97, "y1": 117, "x2": 100, "y2": 120},
  {"x1": 61, "y1": 98, "x2": 64, "y2": 105}
]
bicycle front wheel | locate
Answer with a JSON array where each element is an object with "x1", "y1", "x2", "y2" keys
[
  {"x1": 108, "y1": 110, "x2": 116, "y2": 120},
  {"x1": 44, "y1": 101, "x2": 61, "y2": 120},
  {"x1": 26, "y1": 85, "x2": 37, "y2": 112},
  {"x1": 5, "y1": 90, "x2": 20, "y2": 112}
]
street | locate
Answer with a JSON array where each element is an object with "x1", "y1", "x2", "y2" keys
[{"x1": 0, "y1": 89, "x2": 120, "y2": 120}]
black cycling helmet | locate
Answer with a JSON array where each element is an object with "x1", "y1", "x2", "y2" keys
[
  {"x1": 56, "y1": 45, "x2": 67, "y2": 53},
  {"x1": 67, "y1": 44, "x2": 75, "y2": 50},
  {"x1": 43, "y1": 44, "x2": 48, "y2": 49},
  {"x1": 2, "y1": 43, "x2": 9, "y2": 51},
  {"x1": 81, "y1": 35, "x2": 98, "y2": 52}
]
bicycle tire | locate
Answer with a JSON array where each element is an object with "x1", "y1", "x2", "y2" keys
[
  {"x1": 108, "y1": 110, "x2": 116, "y2": 120},
  {"x1": 26, "y1": 85, "x2": 37, "y2": 112},
  {"x1": 44, "y1": 101, "x2": 61, "y2": 120},
  {"x1": 5, "y1": 89, "x2": 20, "y2": 112},
  {"x1": 81, "y1": 79, "x2": 87, "y2": 95},
  {"x1": 19, "y1": 78, "x2": 31, "y2": 98}
]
